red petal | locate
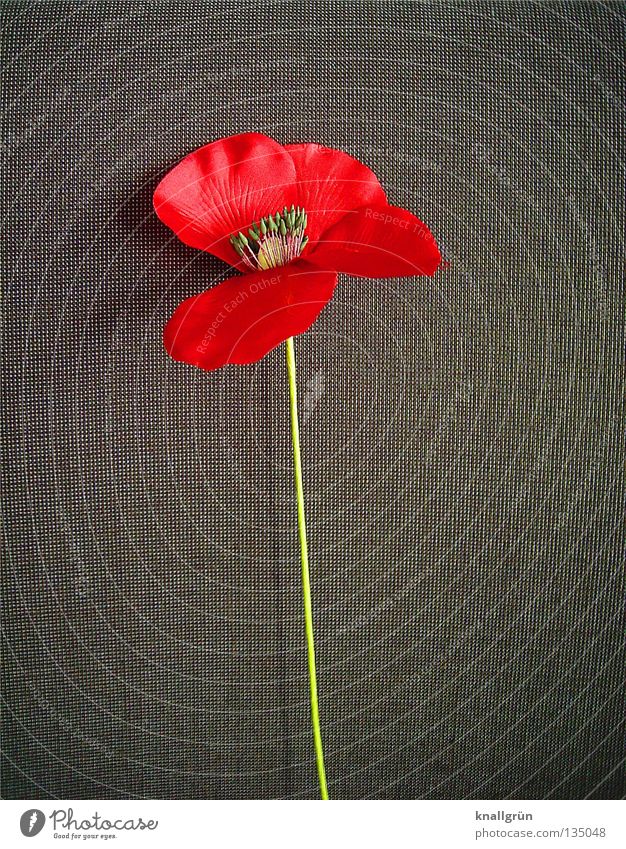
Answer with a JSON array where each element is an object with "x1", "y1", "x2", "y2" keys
[
  {"x1": 153, "y1": 133, "x2": 297, "y2": 267},
  {"x1": 284, "y1": 143, "x2": 387, "y2": 246},
  {"x1": 163, "y1": 262, "x2": 337, "y2": 371},
  {"x1": 306, "y1": 203, "x2": 442, "y2": 277}
]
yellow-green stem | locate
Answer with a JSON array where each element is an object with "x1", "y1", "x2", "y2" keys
[{"x1": 285, "y1": 336, "x2": 329, "y2": 801}]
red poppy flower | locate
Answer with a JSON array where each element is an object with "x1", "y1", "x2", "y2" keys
[{"x1": 154, "y1": 132, "x2": 442, "y2": 371}]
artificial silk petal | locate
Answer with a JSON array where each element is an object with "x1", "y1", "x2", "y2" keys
[
  {"x1": 163, "y1": 262, "x2": 337, "y2": 371},
  {"x1": 153, "y1": 132, "x2": 297, "y2": 267},
  {"x1": 284, "y1": 143, "x2": 387, "y2": 247},
  {"x1": 306, "y1": 203, "x2": 442, "y2": 278}
]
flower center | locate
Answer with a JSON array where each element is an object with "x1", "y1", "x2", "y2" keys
[{"x1": 230, "y1": 205, "x2": 308, "y2": 270}]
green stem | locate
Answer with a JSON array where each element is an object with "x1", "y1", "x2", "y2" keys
[{"x1": 285, "y1": 336, "x2": 329, "y2": 801}]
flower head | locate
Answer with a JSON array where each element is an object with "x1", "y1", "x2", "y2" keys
[{"x1": 154, "y1": 132, "x2": 442, "y2": 371}]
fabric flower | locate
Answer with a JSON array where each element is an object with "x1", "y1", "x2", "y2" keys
[{"x1": 154, "y1": 132, "x2": 442, "y2": 371}]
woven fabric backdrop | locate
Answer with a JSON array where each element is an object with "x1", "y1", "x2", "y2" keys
[{"x1": 2, "y1": 0, "x2": 624, "y2": 800}]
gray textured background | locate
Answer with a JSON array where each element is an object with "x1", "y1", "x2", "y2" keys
[{"x1": 2, "y1": 0, "x2": 624, "y2": 800}]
